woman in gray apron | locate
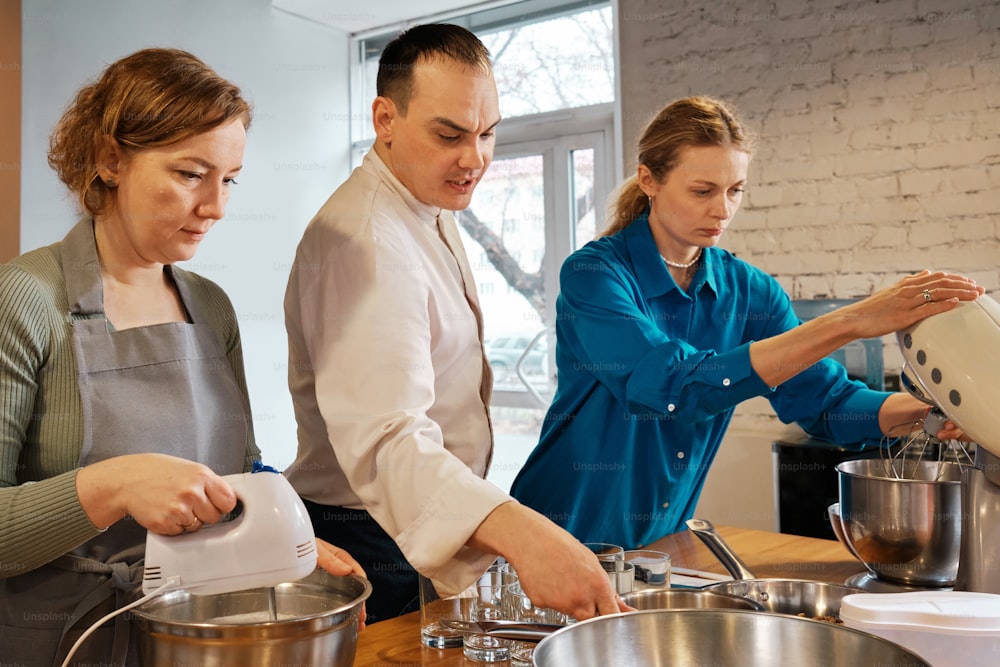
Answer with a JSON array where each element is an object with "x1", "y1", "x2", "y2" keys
[{"x1": 0, "y1": 48, "x2": 362, "y2": 667}]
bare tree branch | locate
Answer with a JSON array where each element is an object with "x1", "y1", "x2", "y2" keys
[
  {"x1": 490, "y1": 27, "x2": 519, "y2": 62},
  {"x1": 457, "y1": 207, "x2": 546, "y2": 318},
  {"x1": 527, "y1": 41, "x2": 571, "y2": 108}
]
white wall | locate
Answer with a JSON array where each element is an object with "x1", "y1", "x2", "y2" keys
[
  {"x1": 694, "y1": 416, "x2": 779, "y2": 531},
  {"x1": 21, "y1": 0, "x2": 352, "y2": 468}
]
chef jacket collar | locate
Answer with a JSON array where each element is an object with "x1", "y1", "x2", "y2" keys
[{"x1": 364, "y1": 148, "x2": 443, "y2": 226}]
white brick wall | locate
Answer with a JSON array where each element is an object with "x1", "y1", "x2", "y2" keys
[{"x1": 618, "y1": 0, "x2": 999, "y2": 426}]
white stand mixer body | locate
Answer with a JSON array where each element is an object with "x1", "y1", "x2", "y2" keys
[{"x1": 897, "y1": 295, "x2": 1000, "y2": 593}]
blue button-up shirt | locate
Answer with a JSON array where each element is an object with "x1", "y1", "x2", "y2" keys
[{"x1": 510, "y1": 214, "x2": 888, "y2": 548}]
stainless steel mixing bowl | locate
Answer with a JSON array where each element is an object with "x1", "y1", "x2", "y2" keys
[
  {"x1": 836, "y1": 457, "x2": 964, "y2": 586},
  {"x1": 131, "y1": 570, "x2": 371, "y2": 667},
  {"x1": 530, "y1": 609, "x2": 931, "y2": 666}
]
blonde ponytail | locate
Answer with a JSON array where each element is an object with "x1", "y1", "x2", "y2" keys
[{"x1": 602, "y1": 175, "x2": 648, "y2": 237}]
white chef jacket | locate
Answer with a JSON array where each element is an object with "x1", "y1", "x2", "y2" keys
[{"x1": 284, "y1": 149, "x2": 513, "y2": 594}]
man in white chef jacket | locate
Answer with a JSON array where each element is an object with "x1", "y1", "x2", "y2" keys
[{"x1": 283, "y1": 23, "x2": 627, "y2": 623}]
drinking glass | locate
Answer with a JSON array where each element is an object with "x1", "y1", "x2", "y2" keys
[
  {"x1": 584, "y1": 542, "x2": 634, "y2": 592},
  {"x1": 462, "y1": 569, "x2": 518, "y2": 661},
  {"x1": 509, "y1": 641, "x2": 536, "y2": 667},
  {"x1": 607, "y1": 559, "x2": 635, "y2": 594},
  {"x1": 504, "y1": 587, "x2": 573, "y2": 666},
  {"x1": 624, "y1": 549, "x2": 671, "y2": 588},
  {"x1": 506, "y1": 587, "x2": 572, "y2": 625},
  {"x1": 419, "y1": 574, "x2": 465, "y2": 648},
  {"x1": 584, "y1": 542, "x2": 625, "y2": 572},
  {"x1": 420, "y1": 563, "x2": 518, "y2": 650}
]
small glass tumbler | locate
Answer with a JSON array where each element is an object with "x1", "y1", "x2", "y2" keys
[
  {"x1": 463, "y1": 634, "x2": 511, "y2": 663},
  {"x1": 419, "y1": 575, "x2": 464, "y2": 648},
  {"x1": 584, "y1": 542, "x2": 625, "y2": 573},
  {"x1": 461, "y1": 569, "x2": 518, "y2": 662},
  {"x1": 465, "y1": 570, "x2": 518, "y2": 622},
  {"x1": 420, "y1": 567, "x2": 518, "y2": 650},
  {"x1": 607, "y1": 559, "x2": 635, "y2": 594},
  {"x1": 501, "y1": 585, "x2": 573, "y2": 665},
  {"x1": 507, "y1": 588, "x2": 572, "y2": 625},
  {"x1": 624, "y1": 549, "x2": 671, "y2": 588},
  {"x1": 584, "y1": 542, "x2": 633, "y2": 592},
  {"x1": 509, "y1": 641, "x2": 536, "y2": 666}
]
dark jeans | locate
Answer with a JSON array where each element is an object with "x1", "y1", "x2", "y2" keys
[{"x1": 304, "y1": 500, "x2": 420, "y2": 624}]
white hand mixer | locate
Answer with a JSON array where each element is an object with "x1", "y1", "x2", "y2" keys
[
  {"x1": 61, "y1": 463, "x2": 318, "y2": 667},
  {"x1": 142, "y1": 462, "x2": 318, "y2": 595}
]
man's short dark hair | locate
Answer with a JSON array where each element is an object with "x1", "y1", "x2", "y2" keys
[{"x1": 377, "y1": 23, "x2": 492, "y2": 114}]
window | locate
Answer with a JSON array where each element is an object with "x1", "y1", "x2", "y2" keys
[
  {"x1": 351, "y1": 0, "x2": 616, "y2": 492},
  {"x1": 351, "y1": 0, "x2": 613, "y2": 148}
]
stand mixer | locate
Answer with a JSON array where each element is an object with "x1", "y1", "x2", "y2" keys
[
  {"x1": 895, "y1": 294, "x2": 1000, "y2": 594},
  {"x1": 142, "y1": 462, "x2": 318, "y2": 595}
]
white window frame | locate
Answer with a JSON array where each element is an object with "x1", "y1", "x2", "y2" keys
[{"x1": 492, "y1": 105, "x2": 614, "y2": 310}]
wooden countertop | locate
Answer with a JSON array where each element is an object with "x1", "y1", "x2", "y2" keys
[{"x1": 351, "y1": 525, "x2": 866, "y2": 666}]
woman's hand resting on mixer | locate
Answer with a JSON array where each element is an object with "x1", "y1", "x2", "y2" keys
[
  {"x1": 76, "y1": 453, "x2": 237, "y2": 534},
  {"x1": 829, "y1": 270, "x2": 984, "y2": 340},
  {"x1": 749, "y1": 270, "x2": 983, "y2": 389},
  {"x1": 316, "y1": 539, "x2": 368, "y2": 629}
]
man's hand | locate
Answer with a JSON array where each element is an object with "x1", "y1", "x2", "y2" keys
[{"x1": 468, "y1": 501, "x2": 631, "y2": 620}]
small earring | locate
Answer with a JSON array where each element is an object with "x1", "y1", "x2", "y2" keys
[
  {"x1": 104, "y1": 178, "x2": 117, "y2": 188},
  {"x1": 648, "y1": 195, "x2": 653, "y2": 207}
]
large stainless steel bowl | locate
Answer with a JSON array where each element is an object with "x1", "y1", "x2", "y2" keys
[
  {"x1": 620, "y1": 587, "x2": 763, "y2": 611},
  {"x1": 836, "y1": 458, "x2": 963, "y2": 586},
  {"x1": 131, "y1": 570, "x2": 370, "y2": 667},
  {"x1": 530, "y1": 609, "x2": 931, "y2": 666}
]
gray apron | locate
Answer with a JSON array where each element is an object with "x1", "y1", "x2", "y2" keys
[{"x1": 0, "y1": 221, "x2": 250, "y2": 666}]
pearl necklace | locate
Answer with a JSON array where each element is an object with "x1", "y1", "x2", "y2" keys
[{"x1": 661, "y1": 248, "x2": 702, "y2": 269}]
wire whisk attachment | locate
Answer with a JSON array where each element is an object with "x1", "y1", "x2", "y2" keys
[{"x1": 880, "y1": 408, "x2": 975, "y2": 481}]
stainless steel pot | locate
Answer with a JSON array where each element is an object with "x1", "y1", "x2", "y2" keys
[
  {"x1": 620, "y1": 587, "x2": 763, "y2": 611},
  {"x1": 702, "y1": 578, "x2": 859, "y2": 620},
  {"x1": 131, "y1": 570, "x2": 370, "y2": 667},
  {"x1": 687, "y1": 518, "x2": 862, "y2": 619},
  {"x1": 530, "y1": 609, "x2": 932, "y2": 666}
]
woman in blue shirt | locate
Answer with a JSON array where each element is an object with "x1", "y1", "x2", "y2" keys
[{"x1": 510, "y1": 96, "x2": 981, "y2": 549}]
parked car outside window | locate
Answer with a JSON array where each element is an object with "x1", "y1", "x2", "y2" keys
[{"x1": 485, "y1": 334, "x2": 547, "y2": 384}]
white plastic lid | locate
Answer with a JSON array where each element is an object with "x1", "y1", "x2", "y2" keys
[{"x1": 841, "y1": 591, "x2": 1000, "y2": 633}]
